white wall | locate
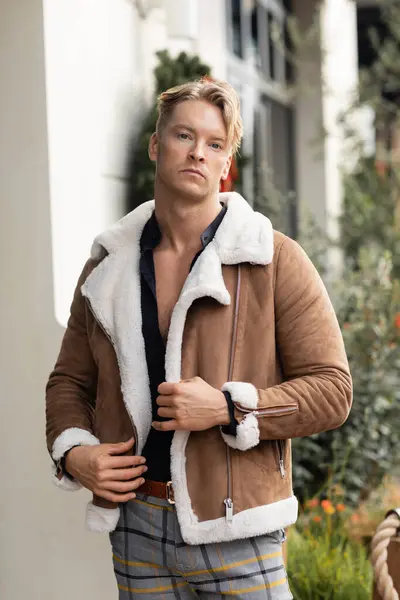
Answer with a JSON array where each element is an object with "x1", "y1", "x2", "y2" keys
[
  {"x1": 43, "y1": 0, "x2": 143, "y2": 327},
  {"x1": 195, "y1": 0, "x2": 228, "y2": 79},
  {"x1": 0, "y1": 1, "x2": 144, "y2": 598}
]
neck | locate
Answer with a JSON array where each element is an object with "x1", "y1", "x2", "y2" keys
[{"x1": 153, "y1": 179, "x2": 221, "y2": 253}]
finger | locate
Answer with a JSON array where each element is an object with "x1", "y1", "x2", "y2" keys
[
  {"x1": 107, "y1": 438, "x2": 135, "y2": 455},
  {"x1": 103, "y1": 466, "x2": 148, "y2": 481},
  {"x1": 105, "y1": 477, "x2": 146, "y2": 494},
  {"x1": 157, "y1": 382, "x2": 179, "y2": 395},
  {"x1": 96, "y1": 489, "x2": 138, "y2": 504},
  {"x1": 157, "y1": 407, "x2": 175, "y2": 419},
  {"x1": 156, "y1": 394, "x2": 173, "y2": 407},
  {"x1": 105, "y1": 455, "x2": 146, "y2": 470},
  {"x1": 152, "y1": 420, "x2": 179, "y2": 432}
]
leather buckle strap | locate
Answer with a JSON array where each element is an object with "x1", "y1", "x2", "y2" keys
[
  {"x1": 166, "y1": 481, "x2": 175, "y2": 505},
  {"x1": 136, "y1": 479, "x2": 175, "y2": 505}
]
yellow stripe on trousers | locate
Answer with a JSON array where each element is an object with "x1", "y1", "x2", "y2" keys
[
  {"x1": 220, "y1": 578, "x2": 288, "y2": 595},
  {"x1": 113, "y1": 549, "x2": 282, "y2": 577},
  {"x1": 118, "y1": 577, "x2": 287, "y2": 595},
  {"x1": 118, "y1": 582, "x2": 188, "y2": 594}
]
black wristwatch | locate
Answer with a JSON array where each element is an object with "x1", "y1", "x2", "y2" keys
[{"x1": 56, "y1": 445, "x2": 81, "y2": 479}]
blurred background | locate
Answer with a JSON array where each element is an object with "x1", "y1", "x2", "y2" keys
[{"x1": 1, "y1": 1, "x2": 399, "y2": 598}]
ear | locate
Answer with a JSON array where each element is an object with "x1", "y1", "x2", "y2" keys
[
  {"x1": 148, "y1": 133, "x2": 158, "y2": 162},
  {"x1": 221, "y1": 154, "x2": 233, "y2": 181}
]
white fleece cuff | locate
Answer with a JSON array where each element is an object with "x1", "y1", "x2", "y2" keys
[
  {"x1": 221, "y1": 382, "x2": 259, "y2": 410},
  {"x1": 52, "y1": 427, "x2": 100, "y2": 461},
  {"x1": 86, "y1": 502, "x2": 120, "y2": 533},
  {"x1": 220, "y1": 413, "x2": 260, "y2": 451},
  {"x1": 51, "y1": 427, "x2": 100, "y2": 490},
  {"x1": 51, "y1": 463, "x2": 83, "y2": 491},
  {"x1": 220, "y1": 382, "x2": 260, "y2": 450}
]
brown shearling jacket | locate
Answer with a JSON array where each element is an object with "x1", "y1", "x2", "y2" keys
[{"x1": 46, "y1": 192, "x2": 352, "y2": 545}]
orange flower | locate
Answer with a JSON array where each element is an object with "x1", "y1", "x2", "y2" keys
[
  {"x1": 321, "y1": 499, "x2": 335, "y2": 515},
  {"x1": 336, "y1": 503, "x2": 346, "y2": 512},
  {"x1": 313, "y1": 516, "x2": 322, "y2": 523},
  {"x1": 395, "y1": 314, "x2": 400, "y2": 329},
  {"x1": 343, "y1": 322, "x2": 350, "y2": 330},
  {"x1": 306, "y1": 498, "x2": 319, "y2": 509},
  {"x1": 351, "y1": 514, "x2": 361, "y2": 523}
]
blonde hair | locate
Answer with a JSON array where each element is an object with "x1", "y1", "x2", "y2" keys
[{"x1": 156, "y1": 78, "x2": 243, "y2": 154}]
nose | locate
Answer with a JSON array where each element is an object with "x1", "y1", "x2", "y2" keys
[{"x1": 189, "y1": 142, "x2": 205, "y2": 163}]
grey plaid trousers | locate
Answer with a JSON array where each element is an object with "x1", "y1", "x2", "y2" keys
[{"x1": 109, "y1": 493, "x2": 293, "y2": 599}]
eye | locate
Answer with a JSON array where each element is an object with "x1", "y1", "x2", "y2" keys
[
  {"x1": 178, "y1": 133, "x2": 191, "y2": 140},
  {"x1": 210, "y1": 142, "x2": 222, "y2": 150}
]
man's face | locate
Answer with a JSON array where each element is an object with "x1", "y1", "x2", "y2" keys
[{"x1": 149, "y1": 100, "x2": 233, "y2": 200}]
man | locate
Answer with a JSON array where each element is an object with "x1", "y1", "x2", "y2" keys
[{"x1": 46, "y1": 78, "x2": 352, "y2": 599}]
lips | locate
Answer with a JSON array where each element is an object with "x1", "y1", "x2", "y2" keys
[{"x1": 182, "y1": 169, "x2": 205, "y2": 179}]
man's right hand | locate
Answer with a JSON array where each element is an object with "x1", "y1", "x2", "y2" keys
[{"x1": 65, "y1": 437, "x2": 147, "y2": 503}]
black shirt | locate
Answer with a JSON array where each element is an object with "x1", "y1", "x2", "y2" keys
[{"x1": 140, "y1": 204, "x2": 236, "y2": 482}]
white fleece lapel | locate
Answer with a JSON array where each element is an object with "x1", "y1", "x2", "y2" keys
[
  {"x1": 81, "y1": 201, "x2": 155, "y2": 454},
  {"x1": 215, "y1": 192, "x2": 274, "y2": 265},
  {"x1": 165, "y1": 242, "x2": 231, "y2": 383}
]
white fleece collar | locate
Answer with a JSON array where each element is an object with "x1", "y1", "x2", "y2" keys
[{"x1": 90, "y1": 192, "x2": 273, "y2": 266}]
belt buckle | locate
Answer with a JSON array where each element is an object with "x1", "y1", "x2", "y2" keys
[{"x1": 166, "y1": 481, "x2": 175, "y2": 505}]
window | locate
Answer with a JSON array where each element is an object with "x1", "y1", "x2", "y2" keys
[
  {"x1": 250, "y1": 3, "x2": 261, "y2": 69},
  {"x1": 228, "y1": 0, "x2": 289, "y2": 85},
  {"x1": 230, "y1": 0, "x2": 243, "y2": 58},
  {"x1": 266, "y1": 7, "x2": 285, "y2": 83},
  {"x1": 253, "y1": 98, "x2": 296, "y2": 236}
]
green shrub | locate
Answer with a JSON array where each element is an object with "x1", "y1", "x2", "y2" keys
[
  {"x1": 287, "y1": 496, "x2": 373, "y2": 599},
  {"x1": 292, "y1": 247, "x2": 400, "y2": 505},
  {"x1": 287, "y1": 527, "x2": 373, "y2": 600}
]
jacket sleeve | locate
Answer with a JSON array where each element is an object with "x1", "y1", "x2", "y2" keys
[
  {"x1": 46, "y1": 259, "x2": 100, "y2": 489},
  {"x1": 220, "y1": 236, "x2": 352, "y2": 452}
]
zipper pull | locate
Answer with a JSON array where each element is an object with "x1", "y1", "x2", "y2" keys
[
  {"x1": 243, "y1": 411, "x2": 258, "y2": 423},
  {"x1": 279, "y1": 460, "x2": 286, "y2": 479},
  {"x1": 224, "y1": 498, "x2": 233, "y2": 522}
]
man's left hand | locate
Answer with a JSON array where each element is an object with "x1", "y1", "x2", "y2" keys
[{"x1": 152, "y1": 377, "x2": 230, "y2": 432}]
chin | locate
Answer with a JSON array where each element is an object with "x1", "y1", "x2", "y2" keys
[
  {"x1": 182, "y1": 188, "x2": 210, "y2": 203},
  {"x1": 173, "y1": 179, "x2": 209, "y2": 201}
]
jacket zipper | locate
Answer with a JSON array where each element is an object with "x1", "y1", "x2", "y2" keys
[
  {"x1": 239, "y1": 404, "x2": 298, "y2": 417},
  {"x1": 85, "y1": 297, "x2": 139, "y2": 453},
  {"x1": 240, "y1": 404, "x2": 295, "y2": 479},
  {"x1": 276, "y1": 439, "x2": 286, "y2": 478},
  {"x1": 224, "y1": 265, "x2": 241, "y2": 522}
]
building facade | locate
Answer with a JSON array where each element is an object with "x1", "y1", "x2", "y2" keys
[{"x1": 0, "y1": 1, "x2": 360, "y2": 599}]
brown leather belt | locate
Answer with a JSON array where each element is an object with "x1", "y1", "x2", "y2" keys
[{"x1": 136, "y1": 479, "x2": 175, "y2": 505}]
